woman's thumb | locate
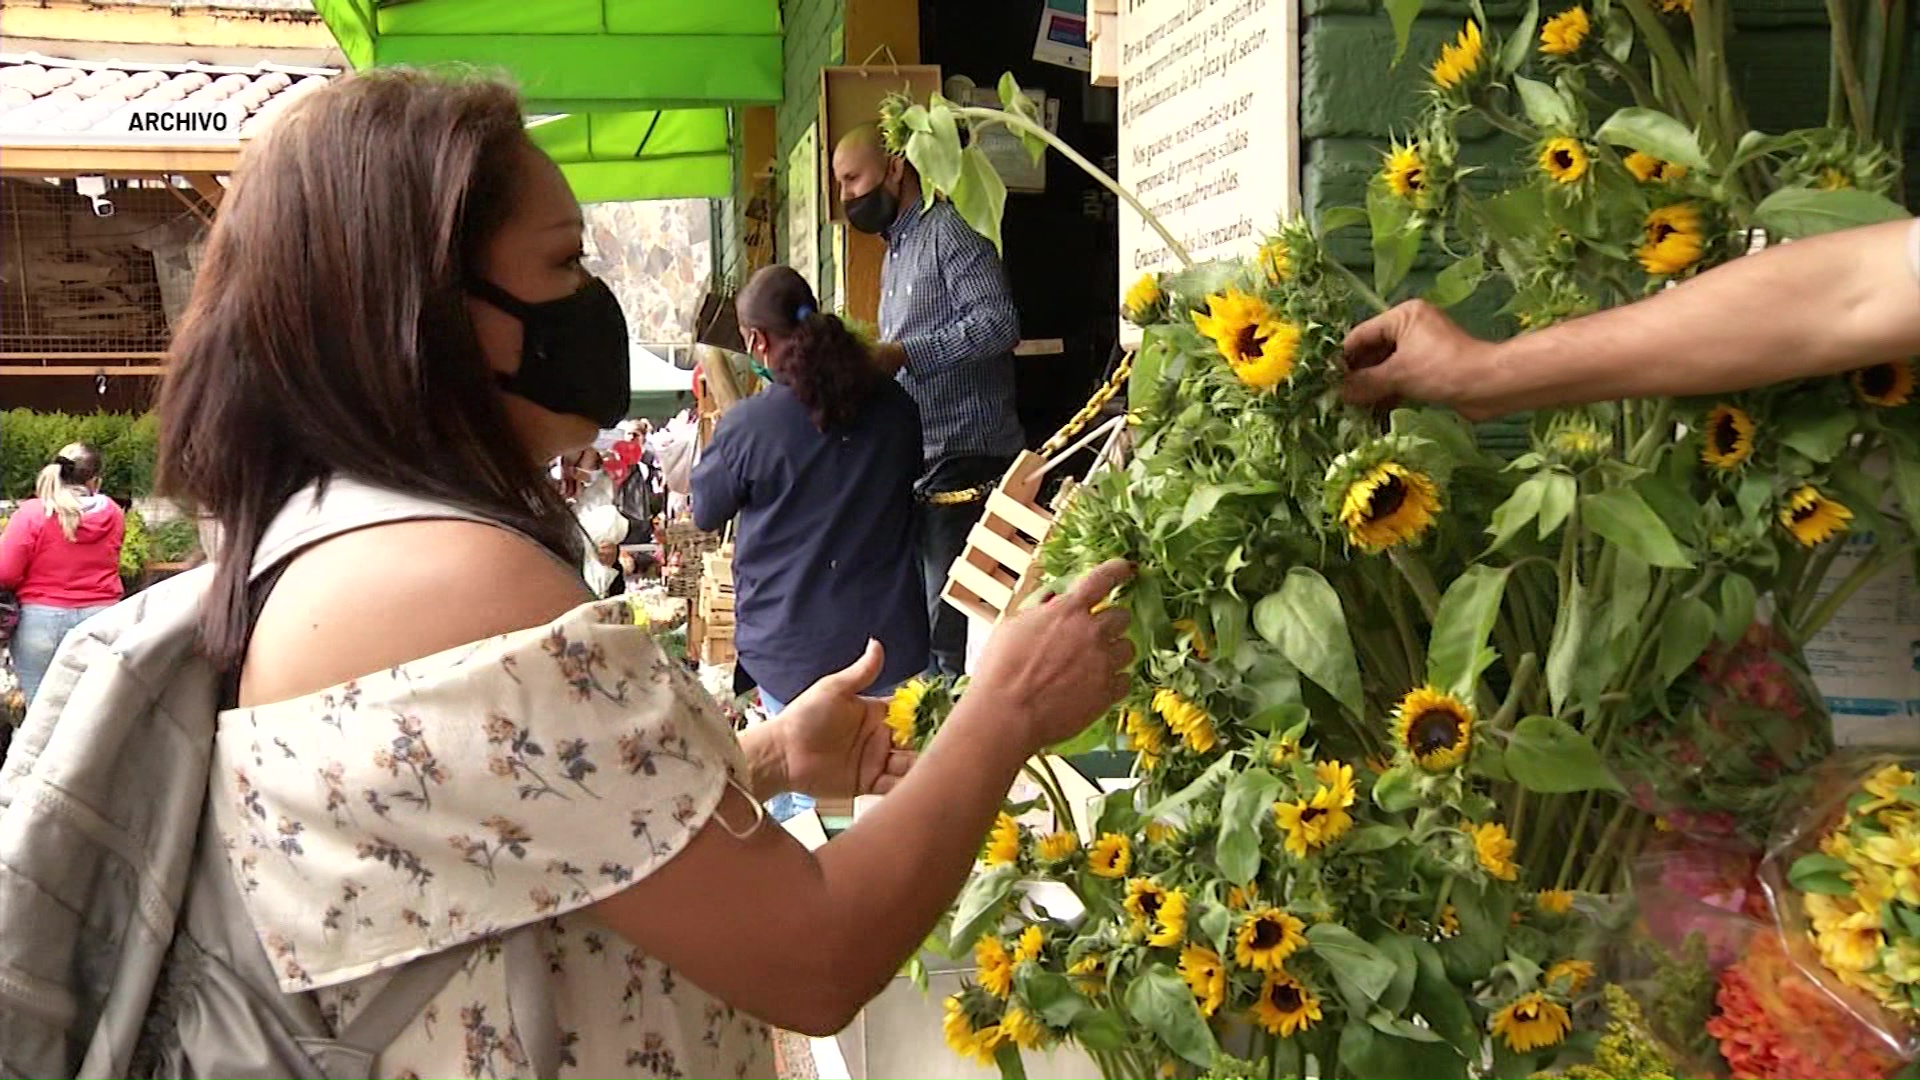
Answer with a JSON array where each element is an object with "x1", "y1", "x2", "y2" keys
[{"x1": 827, "y1": 639, "x2": 886, "y2": 692}]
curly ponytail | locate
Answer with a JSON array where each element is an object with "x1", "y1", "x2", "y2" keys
[{"x1": 736, "y1": 265, "x2": 884, "y2": 433}]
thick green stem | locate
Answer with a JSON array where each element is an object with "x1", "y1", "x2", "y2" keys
[
  {"x1": 1598, "y1": 53, "x2": 1660, "y2": 109},
  {"x1": 1798, "y1": 544, "x2": 1914, "y2": 642},
  {"x1": 1626, "y1": 400, "x2": 1674, "y2": 466},
  {"x1": 1327, "y1": 256, "x2": 1393, "y2": 315},
  {"x1": 1619, "y1": 0, "x2": 1710, "y2": 124},
  {"x1": 1824, "y1": 0, "x2": 1874, "y2": 139},
  {"x1": 1494, "y1": 653, "x2": 1539, "y2": 731},
  {"x1": 1576, "y1": 799, "x2": 1637, "y2": 892},
  {"x1": 964, "y1": 109, "x2": 1196, "y2": 269},
  {"x1": 1390, "y1": 548, "x2": 1444, "y2": 623}
]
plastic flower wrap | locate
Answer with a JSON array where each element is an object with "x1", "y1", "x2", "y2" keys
[
  {"x1": 1748, "y1": 753, "x2": 1920, "y2": 1072},
  {"x1": 1610, "y1": 620, "x2": 1832, "y2": 848}
]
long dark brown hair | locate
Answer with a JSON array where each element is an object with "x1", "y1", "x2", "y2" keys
[
  {"x1": 157, "y1": 69, "x2": 581, "y2": 670},
  {"x1": 736, "y1": 265, "x2": 881, "y2": 432}
]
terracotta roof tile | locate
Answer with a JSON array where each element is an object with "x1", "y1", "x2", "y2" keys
[{"x1": 0, "y1": 54, "x2": 336, "y2": 143}]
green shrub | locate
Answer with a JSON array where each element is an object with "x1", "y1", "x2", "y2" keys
[
  {"x1": 151, "y1": 518, "x2": 201, "y2": 563},
  {"x1": 120, "y1": 507, "x2": 150, "y2": 581},
  {"x1": 1, "y1": 410, "x2": 158, "y2": 501}
]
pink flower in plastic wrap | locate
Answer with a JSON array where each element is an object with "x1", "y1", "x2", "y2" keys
[{"x1": 1705, "y1": 931, "x2": 1903, "y2": 1079}]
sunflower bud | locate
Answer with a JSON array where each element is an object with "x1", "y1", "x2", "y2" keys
[
  {"x1": 1122, "y1": 273, "x2": 1165, "y2": 326},
  {"x1": 876, "y1": 91, "x2": 913, "y2": 156}
]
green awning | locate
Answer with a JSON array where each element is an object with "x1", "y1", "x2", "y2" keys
[{"x1": 313, "y1": 0, "x2": 780, "y2": 201}]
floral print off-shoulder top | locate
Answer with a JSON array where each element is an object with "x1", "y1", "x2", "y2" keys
[{"x1": 210, "y1": 597, "x2": 774, "y2": 1079}]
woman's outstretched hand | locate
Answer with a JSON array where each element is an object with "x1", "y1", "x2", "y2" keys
[
  {"x1": 969, "y1": 558, "x2": 1137, "y2": 752},
  {"x1": 776, "y1": 641, "x2": 914, "y2": 800}
]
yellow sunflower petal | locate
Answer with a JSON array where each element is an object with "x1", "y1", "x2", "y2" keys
[
  {"x1": 1539, "y1": 137, "x2": 1590, "y2": 184},
  {"x1": 1250, "y1": 971, "x2": 1324, "y2": 1037},
  {"x1": 1491, "y1": 992, "x2": 1572, "y2": 1053},
  {"x1": 1639, "y1": 202, "x2": 1705, "y2": 276},
  {"x1": 1779, "y1": 485, "x2": 1853, "y2": 547},
  {"x1": 1339, "y1": 461, "x2": 1441, "y2": 552},
  {"x1": 1539, "y1": 6, "x2": 1591, "y2": 55},
  {"x1": 1431, "y1": 20, "x2": 1486, "y2": 90},
  {"x1": 1701, "y1": 404, "x2": 1756, "y2": 470},
  {"x1": 1392, "y1": 686, "x2": 1474, "y2": 772},
  {"x1": 1852, "y1": 360, "x2": 1915, "y2": 407}
]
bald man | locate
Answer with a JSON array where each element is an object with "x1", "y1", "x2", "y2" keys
[{"x1": 832, "y1": 124, "x2": 1024, "y2": 678}]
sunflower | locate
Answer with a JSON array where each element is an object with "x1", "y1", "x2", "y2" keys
[
  {"x1": 1639, "y1": 203, "x2": 1705, "y2": 276},
  {"x1": 1430, "y1": 20, "x2": 1486, "y2": 90},
  {"x1": 1148, "y1": 889, "x2": 1190, "y2": 948},
  {"x1": 1491, "y1": 992, "x2": 1573, "y2": 1053},
  {"x1": 1250, "y1": 971, "x2": 1324, "y2": 1037},
  {"x1": 1179, "y1": 943, "x2": 1228, "y2": 1017},
  {"x1": 984, "y1": 812, "x2": 1022, "y2": 866},
  {"x1": 1274, "y1": 786, "x2": 1356, "y2": 858},
  {"x1": 975, "y1": 935, "x2": 1015, "y2": 998},
  {"x1": 1123, "y1": 273, "x2": 1164, "y2": 326},
  {"x1": 943, "y1": 994, "x2": 1006, "y2": 1066},
  {"x1": 1657, "y1": 0, "x2": 1691, "y2": 12},
  {"x1": 1852, "y1": 360, "x2": 1915, "y2": 407},
  {"x1": 1037, "y1": 830, "x2": 1079, "y2": 863},
  {"x1": 1779, "y1": 486, "x2": 1853, "y2": 548},
  {"x1": 1270, "y1": 736, "x2": 1301, "y2": 766},
  {"x1": 1438, "y1": 904, "x2": 1461, "y2": 938},
  {"x1": 1153, "y1": 688, "x2": 1219, "y2": 753},
  {"x1": 1258, "y1": 238, "x2": 1291, "y2": 285},
  {"x1": 1171, "y1": 618, "x2": 1212, "y2": 660},
  {"x1": 1070, "y1": 953, "x2": 1107, "y2": 995},
  {"x1": 1535, "y1": 889, "x2": 1576, "y2": 915},
  {"x1": 1547, "y1": 958, "x2": 1596, "y2": 993},
  {"x1": 1550, "y1": 424, "x2": 1610, "y2": 460},
  {"x1": 1539, "y1": 138, "x2": 1590, "y2": 185},
  {"x1": 1144, "y1": 819, "x2": 1180, "y2": 845},
  {"x1": 1472, "y1": 820, "x2": 1521, "y2": 881},
  {"x1": 1339, "y1": 462, "x2": 1441, "y2": 552},
  {"x1": 885, "y1": 678, "x2": 929, "y2": 748},
  {"x1": 1014, "y1": 924, "x2": 1045, "y2": 965},
  {"x1": 1383, "y1": 141, "x2": 1429, "y2": 205},
  {"x1": 1000, "y1": 1003, "x2": 1048, "y2": 1050},
  {"x1": 1314, "y1": 759, "x2": 1358, "y2": 810},
  {"x1": 1191, "y1": 288, "x2": 1301, "y2": 390},
  {"x1": 1624, "y1": 151, "x2": 1688, "y2": 183},
  {"x1": 1701, "y1": 404, "x2": 1756, "y2": 470},
  {"x1": 1539, "y1": 6, "x2": 1591, "y2": 55},
  {"x1": 1819, "y1": 167, "x2": 1854, "y2": 191},
  {"x1": 1125, "y1": 878, "x2": 1170, "y2": 937},
  {"x1": 1121, "y1": 706, "x2": 1167, "y2": 769},
  {"x1": 1089, "y1": 833, "x2": 1132, "y2": 878},
  {"x1": 1392, "y1": 686, "x2": 1475, "y2": 772},
  {"x1": 1225, "y1": 885, "x2": 1253, "y2": 911},
  {"x1": 1235, "y1": 908, "x2": 1308, "y2": 971}
]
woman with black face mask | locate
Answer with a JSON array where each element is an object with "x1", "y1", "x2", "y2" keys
[
  {"x1": 691, "y1": 265, "x2": 929, "y2": 730},
  {"x1": 150, "y1": 69, "x2": 1132, "y2": 1077}
]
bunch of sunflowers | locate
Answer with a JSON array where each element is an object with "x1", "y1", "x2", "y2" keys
[{"x1": 873, "y1": 0, "x2": 1913, "y2": 1072}]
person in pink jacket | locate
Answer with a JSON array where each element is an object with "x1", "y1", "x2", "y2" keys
[{"x1": 1, "y1": 442, "x2": 125, "y2": 704}]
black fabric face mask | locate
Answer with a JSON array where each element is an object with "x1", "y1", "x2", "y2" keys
[
  {"x1": 845, "y1": 183, "x2": 899, "y2": 235},
  {"x1": 469, "y1": 276, "x2": 632, "y2": 429}
]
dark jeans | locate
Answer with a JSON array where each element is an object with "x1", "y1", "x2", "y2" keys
[{"x1": 916, "y1": 456, "x2": 1013, "y2": 678}]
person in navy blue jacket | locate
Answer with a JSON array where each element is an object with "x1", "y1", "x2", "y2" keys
[{"x1": 692, "y1": 265, "x2": 930, "y2": 715}]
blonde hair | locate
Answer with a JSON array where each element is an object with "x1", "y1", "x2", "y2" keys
[{"x1": 34, "y1": 442, "x2": 101, "y2": 542}]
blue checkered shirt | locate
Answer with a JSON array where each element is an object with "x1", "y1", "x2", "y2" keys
[{"x1": 880, "y1": 196, "x2": 1025, "y2": 473}]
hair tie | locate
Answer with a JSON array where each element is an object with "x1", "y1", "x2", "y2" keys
[{"x1": 794, "y1": 303, "x2": 815, "y2": 321}]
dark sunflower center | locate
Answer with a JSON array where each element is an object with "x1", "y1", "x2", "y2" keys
[
  {"x1": 1367, "y1": 475, "x2": 1410, "y2": 521},
  {"x1": 1649, "y1": 162, "x2": 1668, "y2": 180},
  {"x1": 1251, "y1": 919, "x2": 1286, "y2": 949},
  {"x1": 1551, "y1": 149, "x2": 1574, "y2": 170},
  {"x1": 1515, "y1": 1002, "x2": 1540, "y2": 1022},
  {"x1": 1409, "y1": 710, "x2": 1463, "y2": 754},
  {"x1": 1139, "y1": 892, "x2": 1163, "y2": 920},
  {"x1": 1651, "y1": 222, "x2": 1678, "y2": 244},
  {"x1": 1405, "y1": 167, "x2": 1425, "y2": 191},
  {"x1": 1235, "y1": 325, "x2": 1268, "y2": 359},
  {"x1": 1268, "y1": 982, "x2": 1304, "y2": 1010},
  {"x1": 1790, "y1": 501, "x2": 1820, "y2": 526},
  {"x1": 1861, "y1": 364, "x2": 1896, "y2": 397},
  {"x1": 1711, "y1": 413, "x2": 1741, "y2": 453}
]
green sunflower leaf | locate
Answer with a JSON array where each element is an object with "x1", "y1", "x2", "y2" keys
[
  {"x1": 1546, "y1": 569, "x2": 1588, "y2": 714},
  {"x1": 1487, "y1": 474, "x2": 1548, "y2": 553},
  {"x1": 1318, "y1": 205, "x2": 1369, "y2": 234},
  {"x1": 1892, "y1": 447, "x2": 1920, "y2": 537},
  {"x1": 1505, "y1": 715, "x2": 1624, "y2": 793},
  {"x1": 1719, "y1": 573, "x2": 1758, "y2": 644},
  {"x1": 1515, "y1": 77, "x2": 1576, "y2": 132},
  {"x1": 1427, "y1": 254, "x2": 1487, "y2": 309},
  {"x1": 948, "y1": 864, "x2": 1019, "y2": 954},
  {"x1": 1071, "y1": 1009, "x2": 1129, "y2": 1051},
  {"x1": 1538, "y1": 471, "x2": 1577, "y2": 540},
  {"x1": 1386, "y1": 0, "x2": 1426, "y2": 65},
  {"x1": 1124, "y1": 964, "x2": 1219, "y2": 1067},
  {"x1": 1426, "y1": 565, "x2": 1512, "y2": 700},
  {"x1": 951, "y1": 143, "x2": 1008, "y2": 253},
  {"x1": 1411, "y1": 939, "x2": 1481, "y2": 1058},
  {"x1": 1216, "y1": 768, "x2": 1282, "y2": 885},
  {"x1": 1367, "y1": 183, "x2": 1422, "y2": 295},
  {"x1": 1593, "y1": 107, "x2": 1710, "y2": 171},
  {"x1": 1754, "y1": 187, "x2": 1909, "y2": 238},
  {"x1": 1371, "y1": 764, "x2": 1422, "y2": 813},
  {"x1": 1255, "y1": 568, "x2": 1365, "y2": 718},
  {"x1": 1655, "y1": 595, "x2": 1716, "y2": 687},
  {"x1": 1580, "y1": 487, "x2": 1694, "y2": 569},
  {"x1": 1499, "y1": 0, "x2": 1542, "y2": 76},
  {"x1": 994, "y1": 1042, "x2": 1029, "y2": 1080},
  {"x1": 1775, "y1": 403, "x2": 1858, "y2": 463},
  {"x1": 1307, "y1": 923, "x2": 1398, "y2": 1011},
  {"x1": 906, "y1": 100, "x2": 964, "y2": 198}
]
